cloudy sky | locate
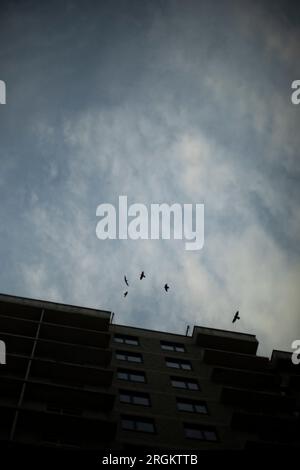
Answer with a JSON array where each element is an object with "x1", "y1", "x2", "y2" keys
[{"x1": 0, "y1": 0, "x2": 299, "y2": 356}]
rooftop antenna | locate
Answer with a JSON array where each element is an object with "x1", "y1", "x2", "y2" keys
[{"x1": 185, "y1": 325, "x2": 190, "y2": 336}]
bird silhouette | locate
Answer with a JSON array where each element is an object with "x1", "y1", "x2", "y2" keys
[
  {"x1": 164, "y1": 284, "x2": 169, "y2": 292},
  {"x1": 140, "y1": 271, "x2": 145, "y2": 280},
  {"x1": 124, "y1": 291, "x2": 128, "y2": 298},
  {"x1": 232, "y1": 311, "x2": 240, "y2": 323},
  {"x1": 124, "y1": 276, "x2": 129, "y2": 286},
  {"x1": 185, "y1": 325, "x2": 190, "y2": 336}
]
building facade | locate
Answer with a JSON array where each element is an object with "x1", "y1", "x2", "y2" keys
[{"x1": 0, "y1": 293, "x2": 299, "y2": 452}]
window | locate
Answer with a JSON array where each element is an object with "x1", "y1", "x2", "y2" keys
[
  {"x1": 121, "y1": 416, "x2": 155, "y2": 434},
  {"x1": 116, "y1": 351, "x2": 143, "y2": 363},
  {"x1": 177, "y1": 398, "x2": 208, "y2": 414},
  {"x1": 161, "y1": 341, "x2": 185, "y2": 353},
  {"x1": 114, "y1": 334, "x2": 139, "y2": 346},
  {"x1": 117, "y1": 369, "x2": 146, "y2": 383},
  {"x1": 166, "y1": 358, "x2": 192, "y2": 370},
  {"x1": 119, "y1": 390, "x2": 151, "y2": 407},
  {"x1": 184, "y1": 424, "x2": 217, "y2": 441},
  {"x1": 170, "y1": 377, "x2": 200, "y2": 390}
]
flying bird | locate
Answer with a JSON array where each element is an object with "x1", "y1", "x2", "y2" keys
[
  {"x1": 124, "y1": 276, "x2": 129, "y2": 286},
  {"x1": 232, "y1": 311, "x2": 240, "y2": 323},
  {"x1": 164, "y1": 284, "x2": 169, "y2": 292},
  {"x1": 124, "y1": 291, "x2": 128, "y2": 298},
  {"x1": 140, "y1": 271, "x2": 145, "y2": 280}
]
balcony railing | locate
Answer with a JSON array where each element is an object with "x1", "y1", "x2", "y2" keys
[
  {"x1": 221, "y1": 386, "x2": 295, "y2": 413},
  {"x1": 211, "y1": 366, "x2": 281, "y2": 391},
  {"x1": 203, "y1": 348, "x2": 269, "y2": 371}
]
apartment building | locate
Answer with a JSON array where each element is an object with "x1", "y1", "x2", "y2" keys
[{"x1": 0, "y1": 293, "x2": 299, "y2": 451}]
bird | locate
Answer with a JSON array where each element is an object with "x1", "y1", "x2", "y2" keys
[
  {"x1": 232, "y1": 311, "x2": 240, "y2": 323},
  {"x1": 140, "y1": 271, "x2": 145, "y2": 280},
  {"x1": 185, "y1": 325, "x2": 190, "y2": 336},
  {"x1": 164, "y1": 283, "x2": 169, "y2": 292},
  {"x1": 124, "y1": 291, "x2": 128, "y2": 298},
  {"x1": 124, "y1": 275, "x2": 129, "y2": 286}
]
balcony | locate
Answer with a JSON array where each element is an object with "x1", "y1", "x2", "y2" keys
[
  {"x1": 13, "y1": 407, "x2": 117, "y2": 448},
  {"x1": 43, "y1": 307, "x2": 111, "y2": 332},
  {"x1": 0, "y1": 293, "x2": 111, "y2": 332},
  {"x1": 29, "y1": 357, "x2": 114, "y2": 388},
  {"x1": 0, "y1": 354, "x2": 29, "y2": 379},
  {"x1": 0, "y1": 333, "x2": 34, "y2": 355},
  {"x1": 0, "y1": 406, "x2": 15, "y2": 441},
  {"x1": 211, "y1": 366, "x2": 281, "y2": 391},
  {"x1": 245, "y1": 440, "x2": 298, "y2": 450},
  {"x1": 22, "y1": 380, "x2": 115, "y2": 412},
  {"x1": 0, "y1": 376, "x2": 23, "y2": 406},
  {"x1": 231, "y1": 410, "x2": 299, "y2": 442},
  {"x1": 290, "y1": 375, "x2": 300, "y2": 391},
  {"x1": 203, "y1": 348, "x2": 269, "y2": 371},
  {"x1": 271, "y1": 350, "x2": 300, "y2": 374},
  {"x1": 34, "y1": 338, "x2": 112, "y2": 367},
  {"x1": 0, "y1": 297, "x2": 41, "y2": 321},
  {"x1": 194, "y1": 326, "x2": 258, "y2": 355},
  {"x1": 0, "y1": 315, "x2": 38, "y2": 337},
  {"x1": 221, "y1": 386, "x2": 295, "y2": 413},
  {"x1": 39, "y1": 323, "x2": 110, "y2": 348}
]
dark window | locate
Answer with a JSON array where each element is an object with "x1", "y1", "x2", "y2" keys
[
  {"x1": 117, "y1": 369, "x2": 146, "y2": 383},
  {"x1": 119, "y1": 390, "x2": 151, "y2": 407},
  {"x1": 184, "y1": 424, "x2": 217, "y2": 441},
  {"x1": 161, "y1": 341, "x2": 185, "y2": 353},
  {"x1": 171, "y1": 377, "x2": 200, "y2": 390},
  {"x1": 114, "y1": 335, "x2": 139, "y2": 346},
  {"x1": 130, "y1": 372, "x2": 145, "y2": 383},
  {"x1": 119, "y1": 392, "x2": 131, "y2": 404},
  {"x1": 116, "y1": 351, "x2": 143, "y2": 363},
  {"x1": 203, "y1": 430, "x2": 218, "y2": 441},
  {"x1": 122, "y1": 418, "x2": 135, "y2": 431},
  {"x1": 187, "y1": 381, "x2": 199, "y2": 390},
  {"x1": 177, "y1": 398, "x2": 208, "y2": 414},
  {"x1": 166, "y1": 358, "x2": 192, "y2": 370},
  {"x1": 117, "y1": 371, "x2": 129, "y2": 381},
  {"x1": 133, "y1": 395, "x2": 150, "y2": 406},
  {"x1": 121, "y1": 416, "x2": 155, "y2": 434},
  {"x1": 178, "y1": 402, "x2": 193, "y2": 412}
]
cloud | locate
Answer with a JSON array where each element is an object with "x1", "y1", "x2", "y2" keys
[{"x1": 0, "y1": 0, "x2": 299, "y2": 357}]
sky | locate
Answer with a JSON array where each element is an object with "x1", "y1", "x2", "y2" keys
[{"x1": 0, "y1": 0, "x2": 299, "y2": 356}]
